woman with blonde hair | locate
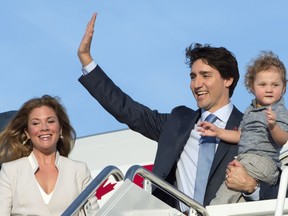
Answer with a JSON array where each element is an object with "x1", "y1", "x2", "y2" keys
[{"x1": 0, "y1": 95, "x2": 97, "y2": 216}]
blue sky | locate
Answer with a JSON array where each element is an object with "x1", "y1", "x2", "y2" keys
[{"x1": 1, "y1": 1, "x2": 288, "y2": 137}]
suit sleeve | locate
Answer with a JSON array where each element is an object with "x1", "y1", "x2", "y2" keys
[
  {"x1": 78, "y1": 65, "x2": 169, "y2": 141},
  {"x1": 259, "y1": 170, "x2": 288, "y2": 200}
]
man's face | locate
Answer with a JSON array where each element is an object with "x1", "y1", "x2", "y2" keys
[{"x1": 190, "y1": 59, "x2": 233, "y2": 112}]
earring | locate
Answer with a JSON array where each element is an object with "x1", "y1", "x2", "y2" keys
[
  {"x1": 60, "y1": 135, "x2": 64, "y2": 139},
  {"x1": 22, "y1": 138, "x2": 30, "y2": 145}
]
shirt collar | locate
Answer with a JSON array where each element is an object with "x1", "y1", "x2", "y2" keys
[
  {"x1": 201, "y1": 102, "x2": 233, "y2": 124},
  {"x1": 28, "y1": 151, "x2": 61, "y2": 174}
]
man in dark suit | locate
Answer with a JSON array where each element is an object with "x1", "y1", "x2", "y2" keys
[
  {"x1": 0, "y1": 110, "x2": 16, "y2": 131},
  {"x1": 76, "y1": 13, "x2": 275, "y2": 210},
  {"x1": 0, "y1": 110, "x2": 16, "y2": 169}
]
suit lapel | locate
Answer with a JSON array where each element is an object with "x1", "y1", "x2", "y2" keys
[
  {"x1": 209, "y1": 107, "x2": 241, "y2": 180},
  {"x1": 153, "y1": 107, "x2": 199, "y2": 178},
  {"x1": 176, "y1": 109, "x2": 201, "y2": 151}
]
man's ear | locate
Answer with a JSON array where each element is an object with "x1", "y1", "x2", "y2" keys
[{"x1": 224, "y1": 77, "x2": 234, "y2": 88}]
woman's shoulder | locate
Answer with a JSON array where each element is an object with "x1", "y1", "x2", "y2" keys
[
  {"x1": 59, "y1": 156, "x2": 88, "y2": 169},
  {"x1": 2, "y1": 157, "x2": 28, "y2": 168},
  {"x1": 1, "y1": 157, "x2": 29, "y2": 174},
  {"x1": 58, "y1": 156, "x2": 91, "y2": 179}
]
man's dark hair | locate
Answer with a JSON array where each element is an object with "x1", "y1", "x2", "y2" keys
[{"x1": 185, "y1": 43, "x2": 239, "y2": 98}]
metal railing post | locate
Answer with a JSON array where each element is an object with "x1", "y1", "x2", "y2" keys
[
  {"x1": 61, "y1": 165, "x2": 124, "y2": 216},
  {"x1": 275, "y1": 166, "x2": 288, "y2": 216},
  {"x1": 125, "y1": 165, "x2": 209, "y2": 216}
]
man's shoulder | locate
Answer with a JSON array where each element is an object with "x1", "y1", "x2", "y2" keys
[
  {"x1": 227, "y1": 106, "x2": 243, "y2": 129},
  {"x1": 0, "y1": 110, "x2": 17, "y2": 118},
  {"x1": 171, "y1": 105, "x2": 243, "y2": 115},
  {"x1": 169, "y1": 106, "x2": 200, "y2": 124},
  {"x1": 231, "y1": 105, "x2": 244, "y2": 117},
  {"x1": 0, "y1": 110, "x2": 17, "y2": 131},
  {"x1": 172, "y1": 105, "x2": 196, "y2": 112}
]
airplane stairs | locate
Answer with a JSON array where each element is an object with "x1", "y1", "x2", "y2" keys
[{"x1": 62, "y1": 165, "x2": 288, "y2": 216}]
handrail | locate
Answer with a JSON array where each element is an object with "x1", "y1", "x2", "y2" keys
[
  {"x1": 274, "y1": 166, "x2": 288, "y2": 216},
  {"x1": 125, "y1": 165, "x2": 209, "y2": 216},
  {"x1": 62, "y1": 165, "x2": 124, "y2": 216}
]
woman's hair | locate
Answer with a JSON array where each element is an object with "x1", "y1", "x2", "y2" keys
[
  {"x1": 0, "y1": 95, "x2": 76, "y2": 165},
  {"x1": 245, "y1": 51, "x2": 287, "y2": 93}
]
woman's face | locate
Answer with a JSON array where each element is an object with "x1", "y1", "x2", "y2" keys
[{"x1": 25, "y1": 105, "x2": 61, "y2": 154}]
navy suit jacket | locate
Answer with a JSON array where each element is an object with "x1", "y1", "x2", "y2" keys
[
  {"x1": 79, "y1": 65, "x2": 277, "y2": 207},
  {"x1": 0, "y1": 110, "x2": 17, "y2": 169},
  {"x1": 0, "y1": 110, "x2": 16, "y2": 131}
]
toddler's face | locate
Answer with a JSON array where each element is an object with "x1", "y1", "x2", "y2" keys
[{"x1": 253, "y1": 68, "x2": 285, "y2": 106}]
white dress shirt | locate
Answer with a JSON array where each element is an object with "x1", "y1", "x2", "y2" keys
[{"x1": 176, "y1": 103, "x2": 233, "y2": 211}]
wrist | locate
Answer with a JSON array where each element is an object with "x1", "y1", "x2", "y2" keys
[
  {"x1": 268, "y1": 122, "x2": 276, "y2": 131},
  {"x1": 78, "y1": 54, "x2": 93, "y2": 67},
  {"x1": 244, "y1": 179, "x2": 259, "y2": 195}
]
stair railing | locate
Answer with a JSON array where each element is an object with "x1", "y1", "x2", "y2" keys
[
  {"x1": 274, "y1": 166, "x2": 288, "y2": 216},
  {"x1": 125, "y1": 164, "x2": 209, "y2": 216},
  {"x1": 61, "y1": 165, "x2": 124, "y2": 216}
]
